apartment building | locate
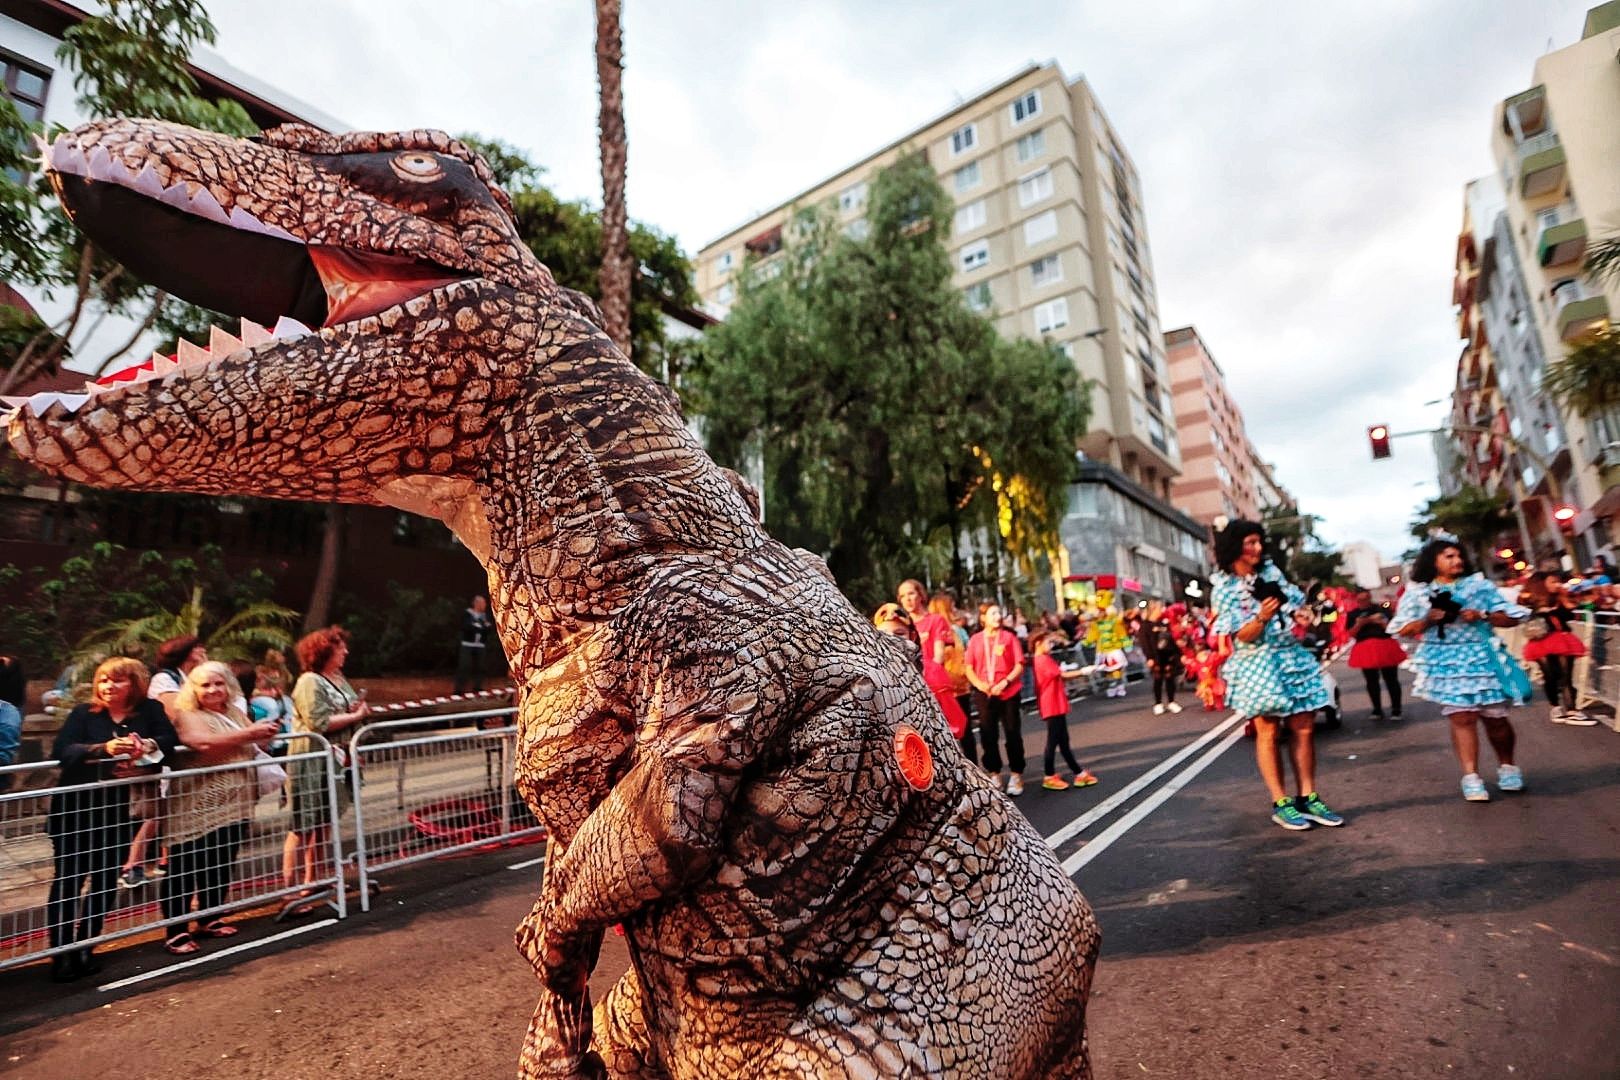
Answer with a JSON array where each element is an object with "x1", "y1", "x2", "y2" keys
[
  {"x1": 1488, "y1": 1, "x2": 1620, "y2": 558},
  {"x1": 1164, "y1": 325, "x2": 1267, "y2": 526},
  {"x1": 1445, "y1": 176, "x2": 1574, "y2": 568},
  {"x1": 696, "y1": 62, "x2": 1208, "y2": 598}
]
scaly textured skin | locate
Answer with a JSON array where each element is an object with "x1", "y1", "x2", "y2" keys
[{"x1": 7, "y1": 119, "x2": 1099, "y2": 1078}]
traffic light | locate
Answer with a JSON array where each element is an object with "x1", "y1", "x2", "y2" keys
[
  {"x1": 1553, "y1": 505, "x2": 1578, "y2": 533},
  {"x1": 1368, "y1": 424, "x2": 1392, "y2": 460}
]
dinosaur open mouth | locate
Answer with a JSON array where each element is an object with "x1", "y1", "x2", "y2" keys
[{"x1": 44, "y1": 135, "x2": 470, "y2": 334}]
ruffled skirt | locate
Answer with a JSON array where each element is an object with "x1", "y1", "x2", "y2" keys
[
  {"x1": 1349, "y1": 637, "x2": 1407, "y2": 669},
  {"x1": 1522, "y1": 631, "x2": 1586, "y2": 662},
  {"x1": 1410, "y1": 638, "x2": 1516, "y2": 708},
  {"x1": 1226, "y1": 642, "x2": 1332, "y2": 719}
]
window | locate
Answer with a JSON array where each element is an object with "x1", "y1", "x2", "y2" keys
[
  {"x1": 964, "y1": 282, "x2": 992, "y2": 312},
  {"x1": 844, "y1": 217, "x2": 869, "y2": 240},
  {"x1": 1018, "y1": 167, "x2": 1053, "y2": 208},
  {"x1": 839, "y1": 182, "x2": 867, "y2": 213},
  {"x1": 954, "y1": 199, "x2": 986, "y2": 234},
  {"x1": 716, "y1": 251, "x2": 733, "y2": 273},
  {"x1": 953, "y1": 161, "x2": 981, "y2": 192},
  {"x1": 1034, "y1": 297, "x2": 1069, "y2": 333},
  {"x1": 1030, "y1": 254, "x2": 1062, "y2": 287},
  {"x1": 1023, "y1": 209, "x2": 1058, "y2": 246},
  {"x1": 959, "y1": 239, "x2": 989, "y2": 272},
  {"x1": 2, "y1": 57, "x2": 49, "y2": 125},
  {"x1": 1057, "y1": 341, "x2": 1075, "y2": 361},
  {"x1": 1016, "y1": 128, "x2": 1045, "y2": 163},
  {"x1": 716, "y1": 282, "x2": 736, "y2": 305},
  {"x1": 1011, "y1": 89, "x2": 1041, "y2": 124},
  {"x1": 950, "y1": 123, "x2": 977, "y2": 155}
]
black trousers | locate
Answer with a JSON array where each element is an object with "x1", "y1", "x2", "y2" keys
[
  {"x1": 1362, "y1": 667, "x2": 1402, "y2": 715},
  {"x1": 454, "y1": 645, "x2": 487, "y2": 693},
  {"x1": 1043, "y1": 715, "x2": 1082, "y2": 776},
  {"x1": 955, "y1": 694, "x2": 979, "y2": 766},
  {"x1": 1539, "y1": 655, "x2": 1576, "y2": 709},
  {"x1": 973, "y1": 691, "x2": 1025, "y2": 773},
  {"x1": 161, "y1": 821, "x2": 247, "y2": 930},
  {"x1": 47, "y1": 818, "x2": 136, "y2": 950}
]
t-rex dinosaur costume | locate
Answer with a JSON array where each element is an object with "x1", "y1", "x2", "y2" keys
[{"x1": 7, "y1": 119, "x2": 1099, "y2": 1078}]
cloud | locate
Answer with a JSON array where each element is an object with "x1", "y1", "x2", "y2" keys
[{"x1": 198, "y1": 0, "x2": 1594, "y2": 560}]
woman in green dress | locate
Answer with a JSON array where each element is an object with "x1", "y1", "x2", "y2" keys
[{"x1": 283, "y1": 625, "x2": 370, "y2": 891}]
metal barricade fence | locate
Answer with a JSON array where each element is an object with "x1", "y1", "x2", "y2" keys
[
  {"x1": 0, "y1": 733, "x2": 345, "y2": 973},
  {"x1": 347, "y1": 709, "x2": 545, "y2": 912},
  {"x1": 1573, "y1": 612, "x2": 1620, "y2": 729}
]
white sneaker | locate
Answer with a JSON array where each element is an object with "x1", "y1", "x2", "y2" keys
[
  {"x1": 1553, "y1": 709, "x2": 1598, "y2": 727},
  {"x1": 1152, "y1": 703, "x2": 1166, "y2": 716},
  {"x1": 1005, "y1": 774, "x2": 1024, "y2": 797},
  {"x1": 1167, "y1": 702, "x2": 1183, "y2": 714}
]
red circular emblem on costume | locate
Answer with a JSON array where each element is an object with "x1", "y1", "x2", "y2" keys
[{"x1": 894, "y1": 725, "x2": 934, "y2": 791}]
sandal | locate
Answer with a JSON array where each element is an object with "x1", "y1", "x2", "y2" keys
[
  {"x1": 164, "y1": 932, "x2": 200, "y2": 956},
  {"x1": 199, "y1": 920, "x2": 239, "y2": 939}
]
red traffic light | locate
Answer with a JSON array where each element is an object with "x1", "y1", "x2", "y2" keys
[{"x1": 1368, "y1": 424, "x2": 1392, "y2": 460}]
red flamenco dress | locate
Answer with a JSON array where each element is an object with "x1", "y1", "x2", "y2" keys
[{"x1": 1347, "y1": 608, "x2": 1407, "y2": 670}]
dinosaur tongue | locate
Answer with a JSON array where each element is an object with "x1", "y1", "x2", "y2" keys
[{"x1": 308, "y1": 246, "x2": 466, "y2": 327}]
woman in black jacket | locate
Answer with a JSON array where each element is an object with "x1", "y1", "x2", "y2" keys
[{"x1": 46, "y1": 657, "x2": 177, "y2": 981}]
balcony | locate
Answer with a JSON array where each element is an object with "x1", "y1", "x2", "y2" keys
[
  {"x1": 1553, "y1": 282, "x2": 1611, "y2": 342},
  {"x1": 1502, "y1": 86, "x2": 1548, "y2": 138},
  {"x1": 1537, "y1": 213, "x2": 1587, "y2": 268},
  {"x1": 1516, "y1": 131, "x2": 1566, "y2": 199}
]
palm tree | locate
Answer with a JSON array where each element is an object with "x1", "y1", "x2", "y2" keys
[
  {"x1": 1541, "y1": 328, "x2": 1620, "y2": 418},
  {"x1": 70, "y1": 585, "x2": 299, "y2": 686},
  {"x1": 595, "y1": 0, "x2": 633, "y2": 357}
]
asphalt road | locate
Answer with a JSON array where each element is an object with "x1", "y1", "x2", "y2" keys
[{"x1": 3, "y1": 664, "x2": 1618, "y2": 1079}]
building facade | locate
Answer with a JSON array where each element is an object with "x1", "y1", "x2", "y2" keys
[
  {"x1": 1057, "y1": 461, "x2": 1210, "y2": 607},
  {"x1": 1443, "y1": 176, "x2": 1575, "y2": 569},
  {"x1": 694, "y1": 61, "x2": 1206, "y2": 597},
  {"x1": 1164, "y1": 325, "x2": 1267, "y2": 526},
  {"x1": 1487, "y1": 2, "x2": 1620, "y2": 559},
  {"x1": 696, "y1": 62, "x2": 1182, "y2": 500}
]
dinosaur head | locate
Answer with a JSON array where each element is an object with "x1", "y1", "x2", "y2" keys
[{"x1": 6, "y1": 118, "x2": 583, "y2": 509}]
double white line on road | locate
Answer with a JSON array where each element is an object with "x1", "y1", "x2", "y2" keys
[{"x1": 1044, "y1": 712, "x2": 1248, "y2": 877}]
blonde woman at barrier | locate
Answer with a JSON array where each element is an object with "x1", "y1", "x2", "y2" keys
[
  {"x1": 285, "y1": 626, "x2": 370, "y2": 893},
  {"x1": 160, "y1": 662, "x2": 278, "y2": 956},
  {"x1": 46, "y1": 657, "x2": 176, "y2": 981}
]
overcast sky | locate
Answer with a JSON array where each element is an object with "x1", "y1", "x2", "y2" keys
[{"x1": 196, "y1": 0, "x2": 1591, "y2": 560}]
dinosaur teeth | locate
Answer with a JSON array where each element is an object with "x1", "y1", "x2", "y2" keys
[
  {"x1": 271, "y1": 316, "x2": 313, "y2": 341},
  {"x1": 177, "y1": 339, "x2": 210, "y2": 368},
  {"x1": 239, "y1": 319, "x2": 274, "y2": 347},
  {"x1": 23, "y1": 391, "x2": 90, "y2": 416},
  {"x1": 188, "y1": 185, "x2": 230, "y2": 226},
  {"x1": 132, "y1": 162, "x2": 165, "y2": 198},
  {"x1": 49, "y1": 135, "x2": 87, "y2": 177}
]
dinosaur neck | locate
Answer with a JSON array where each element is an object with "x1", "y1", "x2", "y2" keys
[{"x1": 478, "y1": 325, "x2": 765, "y2": 673}]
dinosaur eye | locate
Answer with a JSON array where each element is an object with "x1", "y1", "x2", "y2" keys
[{"x1": 390, "y1": 152, "x2": 444, "y2": 182}]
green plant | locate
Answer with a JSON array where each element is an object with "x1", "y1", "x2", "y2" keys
[{"x1": 331, "y1": 582, "x2": 463, "y2": 676}]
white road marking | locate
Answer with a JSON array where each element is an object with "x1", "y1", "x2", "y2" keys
[
  {"x1": 97, "y1": 919, "x2": 339, "y2": 992},
  {"x1": 1043, "y1": 712, "x2": 1247, "y2": 851},
  {"x1": 506, "y1": 855, "x2": 547, "y2": 871},
  {"x1": 1061, "y1": 725, "x2": 1248, "y2": 876}
]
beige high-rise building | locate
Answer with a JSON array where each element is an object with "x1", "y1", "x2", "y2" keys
[
  {"x1": 695, "y1": 62, "x2": 1183, "y2": 504},
  {"x1": 1490, "y1": 2, "x2": 1620, "y2": 554},
  {"x1": 1164, "y1": 325, "x2": 1266, "y2": 527}
]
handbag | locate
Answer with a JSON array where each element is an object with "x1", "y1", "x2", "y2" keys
[
  {"x1": 1522, "y1": 615, "x2": 1551, "y2": 642},
  {"x1": 1486, "y1": 637, "x2": 1534, "y2": 706},
  {"x1": 252, "y1": 746, "x2": 288, "y2": 800}
]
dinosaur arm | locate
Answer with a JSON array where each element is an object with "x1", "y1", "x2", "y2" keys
[{"x1": 536, "y1": 711, "x2": 753, "y2": 961}]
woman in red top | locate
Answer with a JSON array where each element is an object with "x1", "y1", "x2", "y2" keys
[{"x1": 966, "y1": 602, "x2": 1027, "y2": 795}]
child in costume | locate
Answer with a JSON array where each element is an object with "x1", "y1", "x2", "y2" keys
[{"x1": 1029, "y1": 632, "x2": 1100, "y2": 791}]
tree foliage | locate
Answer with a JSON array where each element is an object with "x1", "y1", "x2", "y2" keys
[
  {"x1": 1, "y1": 542, "x2": 291, "y2": 683},
  {"x1": 684, "y1": 151, "x2": 1091, "y2": 607},
  {"x1": 1409, "y1": 485, "x2": 1515, "y2": 566},
  {"x1": 458, "y1": 134, "x2": 697, "y2": 371},
  {"x1": 1542, "y1": 327, "x2": 1620, "y2": 420},
  {"x1": 0, "y1": 0, "x2": 257, "y2": 394}
]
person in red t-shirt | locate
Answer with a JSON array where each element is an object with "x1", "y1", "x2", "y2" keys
[
  {"x1": 965, "y1": 602, "x2": 1027, "y2": 795},
  {"x1": 1030, "y1": 632, "x2": 1099, "y2": 790},
  {"x1": 897, "y1": 579, "x2": 954, "y2": 669}
]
